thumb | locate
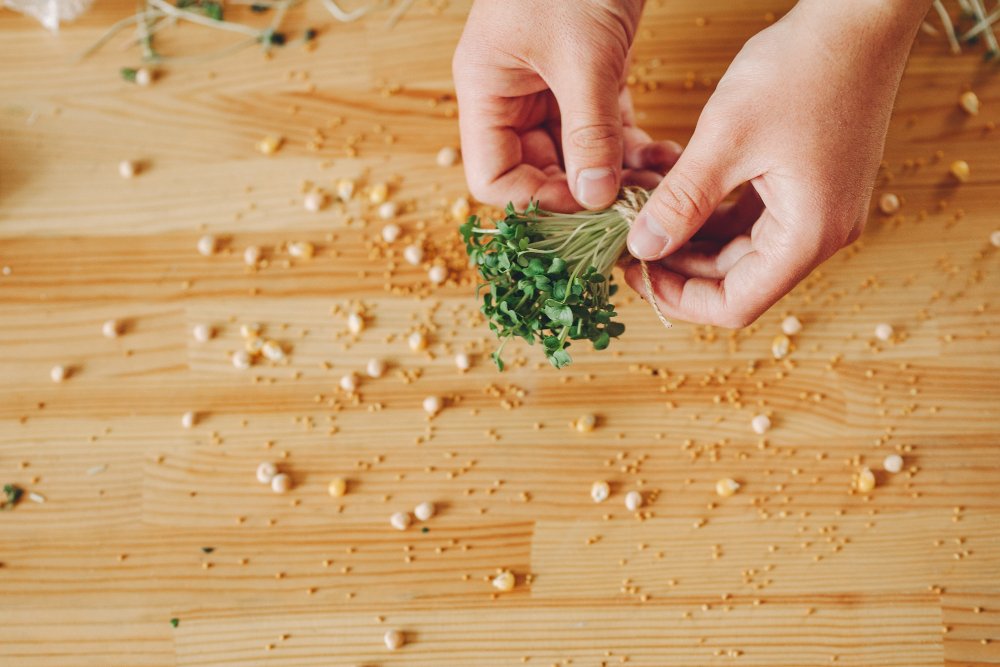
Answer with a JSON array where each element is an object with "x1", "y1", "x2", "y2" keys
[
  {"x1": 627, "y1": 130, "x2": 742, "y2": 261},
  {"x1": 553, "y1": 67, "x2": 625, "y2": 210}
]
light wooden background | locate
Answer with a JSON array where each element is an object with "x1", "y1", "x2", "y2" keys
[{"x1": 1, "y1": 0, "x2": 999, "y2": 665}]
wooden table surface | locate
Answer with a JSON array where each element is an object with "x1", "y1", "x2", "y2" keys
[{"x1": 1, "y1": 0, "x2": 999, "y2": 665}]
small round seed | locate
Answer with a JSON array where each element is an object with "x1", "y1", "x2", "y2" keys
[
  {"x1": 256, "y1": 462, "x2": 278, "y2": 485},
  {"x1": 591, "y1": 480, "x2": 611, "y2": 503},
  {"x1": 414, "y1": 501, "x2": 435, "y2": 521},
  {"x1": 878, "y1": 193, "x2": 900, "y2": 215},
  {"x1": 270, "y1": 472, "x2": 292, "y2": 494},
  {"x1": 381, "y1": 221, "x2": 401, "y2": 242},
  {"x1": 883, "y1": 454, "x2": 903, "y2": 474},
  {"x1": 383, "y1": 628, "x2": 404, "y2": 650},
  {"x1": 118, "y1": 160, "x2": 138, "y2": 179},
  {"x1": 197, "y1": 235, "x2": 217, "y2": 257},
  {"x1": 423, "y1": 395, "x2": 443, "y2": 416},
  {"x1": 781, "y1": 316, "x2": 802, "y2": 336},
  {"x1": 436, "y1": 146, "x2": 459, "y2": 167},
  {"x1": 751, "y1": 414, "x2": 771, "y2": 435},
  {"x1": 716, "y1": 478, "x2": 740, "y2": 498},
  {"x1": 403, "y1": 244, "x2": 424, "y2": 266},
  {"x1": 328, "y1": 477, "x2": 347, "y2": 497},
  {"x1": 192, "y1": 323, "x2": 214, "y2": 343},
  {"x1": 366, "y1": 358, "x2": 386, "y2": 378},
  {"x1": 624, "y1": 490, "x2": 643, "y2": 512},
  {"x1": 874, "y1": 323, "x2": 894, "y2": 342},
  {"x1": 492, "y1": 570, "x2": 515, "y2": 592},
  {"x1": 102, "y1": 319, "x2": 122, "y2": 339},
  {"x1": 390, "y1": 511, "x2": 411, "y2": 531}
]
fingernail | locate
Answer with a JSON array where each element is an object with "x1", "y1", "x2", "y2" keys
[
  {"x1": 627, "y1": 212, "x2": 670, "y2": 260},
  {"x1": 576, "y1": 167, "x2": 617, "y2": 209}
]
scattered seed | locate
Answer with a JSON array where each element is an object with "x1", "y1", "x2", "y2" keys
[
  {"x1": 575, "y1": 413, "x2": 597, "y2": 433},
  {"x1": 102, "y1": 319, "x2": 122, "y2": 339},
  {"x1": 451, "y1": 196, "x2": 470, "y2": 221},
  {"x1": 990, "y1": 230, "x2": 1000, "y2": 247},
  {"x1": 50, "y1": 365, "x2": 67, "y2": 383},
  {"x1": 256, "y1": 462, "x2": 278, "y2": 485},
  {"x1": 336, "y1": 178, "x2": 355, "y2": 201},
  {"x1": 771, "y1": 334, "x2": 791, "y2": 360},
  {"x1": 950, "y1": 160, "x2": 970, "y2": 183},
  {"x1": 381, "y1": 222, "x2": 401, "y2": 242},
  {"x1": 390, "y1": 511, "x2": 411, "y2": 530},
  {"x1": 328, "y1": 477, "x2": 347, "y2": 497},
  {"x1": 878, "y1": 193, "x2": 900, "y2": 215},
  {"x1": 181, "y1": 411, "x2": 196, "y2": 429},
  {"x1": 624, "y1": 490, "x2": 643, "y2": 511},
  {"x1": 436, "y1": 146, "x2": 458, "y2": 167},
  {"x1": 492, "y1": 570, "x2": 515, "y2": 592},
  {"x1": 751, "y1": 414, "x2": 771, "y2": 435},
  {"x1": 408, "y1": 331, "x2": 427, "y2": 352},
  {"x1": 118, "y1": 160, "x2": 138, "y2": 179},
  {"x1": 874, "y1": 323, "x2": 894, "y2": 342},
  {"x1": 715, "y1": 478, "x2": 741, "y2": 498},
  {"x1": 591, "y1": 480, "x2": 611, "y2": 503},
  {"x1": 455, "y1": 352, "x2": 471, "y2": 371},
  {"x1": 244, "y1": 245, "x2": 262, "y2": 266},
  {"x1": 383, "y1": 628, "x2": 405, "y2": 650},
  {"x1": 403, "y1": 244, "x2": 424, "y2": 266},
  {"x1": 232, "y1": 350, "x2": 252, "y2": 370},
  {"x1": 366, "y1": 357, "x2": 386, "y2": 378},
  {"x1": 959, "y1": 91, "x2": 980, "y2": 116},
  {"x1": 377, "y1": 202, "x2": 399, "y2": 221},
  {"x1": 369, "y1": 182, "x2": 389, "y2": 205},
  {"x1": 303, "y1": 191, "x2": 326, "y2": 213},
  {"x1": 855, "y1": 467, "x2": 876, "y2": 493},
  {"x1": 883, "y1": 454, "x2": 904, "y2": 474},
  {"x1": 427, "y1": 265, "x2": 447, "y2": 285},
  {"x1": 256, "y1": 135, "x2": 283, "y2": 155},
  {"x1": 414, "y1": 501, "x2": 435, "y2": 521},
  {"x1": 423, "y1": 395, "x2": 443, "y2": 416},
  {"x1": 340, "y1": 372, "x2": 358, "y2": 392},
  {"x1": 270, "y1": 472, "x2": 292, "y2": 494},
  {"x1": 192, "y1": 323, "x2": 214, "y2": 343},
  {"x1": 261, "y1": 340, "x2": 286, "y2": 362},
  {"x1": 197, "y1": 235, "x2": 217, "y2": 257},
  {"x1": 288, "y1": 241, "x2": 315, "y2": 259},
  {"x1": 781, "y1": 316, "x2": 802, "y2": 336}
]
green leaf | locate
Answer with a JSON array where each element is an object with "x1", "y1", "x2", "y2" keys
[
  {"x1": 592, "y1": 331, "x2": 611, "y2": 350},
  {"x1": 491, "y1": 350, "x2": 505, "y2": 371},
  {"x1": 543, "y1": 303, "x2": 573, "y2": 327},
  {"x1": 548, "y1": 348, "x2": 572, "y2": 368}
]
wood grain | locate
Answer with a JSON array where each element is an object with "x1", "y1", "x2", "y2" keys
[{"x1": 1, "y1": 0, "x2": 999, "y2": 665}]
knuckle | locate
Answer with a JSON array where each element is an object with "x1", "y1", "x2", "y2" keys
[
  {"x1": 652, "y1": 170, "x2": 714, "y2": 228},
  {"x1": 565, "y1": 121, "x2": 621, "y2": 157},
  {"x1": 716, "y1": 307, "x2": 758, "y2": 330}
]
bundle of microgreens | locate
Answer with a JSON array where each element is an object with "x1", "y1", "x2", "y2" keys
[{"x1": 460, "y1": 188, "x2": 653, "y2": 371}]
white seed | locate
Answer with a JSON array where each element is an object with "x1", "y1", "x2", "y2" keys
[
  {"x1": 436, "y1": 146, "x2": 458, "y2": 167},
  {"x1": 575, "y1": 413, "x2": 597, "y2": 433},
  {"x1": 383, "y1": 629, "x2": 404, "y2": 650},
  {"x1": 403, "y1": 244, "x2": 423, "y2": 266},
  {"x1": 427, "y1": 265, "x2": 447, "y2": 285},
  {"x1": 335, "y1": 178, "x2": 355, "y2": 201},
  {"x1": 423, "y1": 395, "x2": 443, "y2": 416},
  {"x1": 134, "y1": 67, "x2": 152, "y2": 87},
  {"x1": 991, "y1": 230, "x2": 1000, "y2": 248},
  {"x1": 369, "y1": 182, "x2": 389, "y2": 205},
  {"x1": 883, "y1": 454, "x2": 904, "y2": 474},
  {"x1": 377, "y1": 202, "x2": 399, "y2": 221},
  {"x1": 50, "y1": 365, "x2": 67, "y2": 383},
  {"x1": 340, "y1": 372, "x2": 358, "y2": 392},
  {"x1": 270, "y1": 472, "x2": 292, "y2": 493},
  {"x1": 751, "y1": 414, "x2": 771, "y2": 435},
  {"x1": 451, "y1": 195, "x2": 470, "y2": 221},
  {"x1": 715, "y1": 478, "x2": 740, "y2": 498},
  {"x1": 414, "y1": 501, "x2": 435, "y2": 521},
  {"x1": 118, "y1": 159, "x2": 138, "y2": 179},
  {"x1": 181, "y1": 411, "x2": 196, "y2": 429},
  {"x1": 408, "y1": 331, "x2": 427, "y2": 352},
  {"x1": 197, "y1": 234, "x2": 217, "y2": 257},
  {"x1": 874, "y1": 323, "x2": 894, "y2": 341},
  {"x1": 288, "y1": 241, "x2": 314, "y2": 259},
  {"x1": 256, "y1": 462, "x2": 278, "y2": 485},
  {"x1": 878, "y1": 193, "x2": 900, "y2": 215},
  {"x1": 347, "y1": 312, "x2": 365, "y2": 335},
  {"x1": 327, "y1": 476, "x2": 347, "y2": 497},
  {"x1": 491, "y1": 570, "x2": 515, "y2": 592},
  {"x1": 624, "y1": 490, "x2": 643, "y2": 512},
  {"x1": 232, "y1": 349, "x2": 252, "y2": 370},
  {"x1": 390, "y1": 511, "x2": 411, "y2": 531},
  {"x1": 454, "y1": 352, "x2": 471, "y2": 371},
  {"x1": 102, "y1": 319, "x2": 121, "y2": 339},
  {"x1": 261, "y1": 340, "x2": 285, "y2": 362},
  {"x1": 303, "y1": 191, "x2": 326, "y2": 213},
  {"x1": 191, "y1": 323, "x2": 213, "y2": 343},
  {"x1": 855, "y1": 467, "x2": 876, "y2": 493},
  {"x1": 366, "y1": 357, "x2": 386, "y2": 378},
  {"x1": 780, "y1": 316, "x2": 802, "y2": 336},
  {"x1": 959, "y1": 90, "x2": 980, "y2": 116},
  {"x1": 381, "y1": 222, "x2": 401, "y2": 242},
  {"x1": 590, "y1": 480, "x2": 611, "y2": 503},
  {"x1": 243, "y1": 245, "x2": 262, "y2": 266}
]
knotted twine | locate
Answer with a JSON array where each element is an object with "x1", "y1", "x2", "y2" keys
[{"x1": 612, "y1": 186, "x2": 673, "y2": 330}]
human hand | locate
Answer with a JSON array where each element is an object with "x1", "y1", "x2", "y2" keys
[
  {"x1": 452, "y1": 0, "x2": 681, "y2": 213},
  {"x1": 623, "y1": 0, "x2": 929, "y2": 328}
]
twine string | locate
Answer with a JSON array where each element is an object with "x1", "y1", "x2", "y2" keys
[{"x1": 612, "y1": 187, "x2": 673, "y2": 330}]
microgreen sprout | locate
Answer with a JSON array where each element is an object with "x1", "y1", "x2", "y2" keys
[{"x1": 460, "y1": 196, "x2": 638, "y2": 370}]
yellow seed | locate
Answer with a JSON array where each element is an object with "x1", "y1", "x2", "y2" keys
[
  {"x1": 328, "y1": 477, "x2": 347, "y2": 497},
  {"x1": 492, "y1": 570, "x2": 516, "y2": 592},
  {"x1": 256, "y1": 135, "x2": 283, "y2": 155},
  {"x1": 959, "y1": 91, "x2": 980, "y2": 116},
  {"x1": 855, "y1": 467, "x2": 876, "y2": 493},
  {"x1": 771, "y1": 334, "x2": 791, "y2": 360},
  {"x1": 369, "y1": 182, "x2": 389, "y2": 205},
  {"x1": 715, "y1": 478, "x2": 741, "y2": 498},
  {"x1": 949, "y1": 160, "x2": 970, "y2": 183},
  {"x1": 878, "y1": 193, "x2": 900, "y2": 215}
]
